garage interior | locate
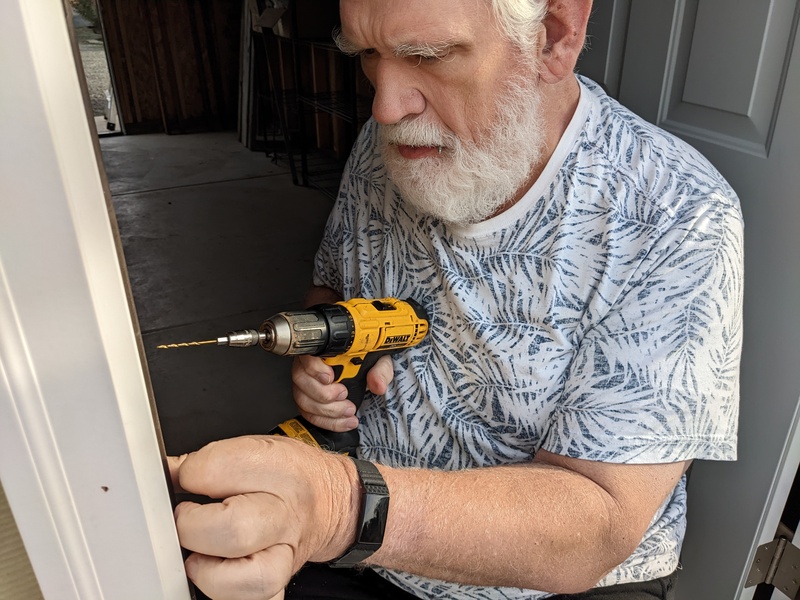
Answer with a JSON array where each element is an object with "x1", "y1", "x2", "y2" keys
[{"x1": 76, "y1": 0, "x2": 371, "y2": 456}]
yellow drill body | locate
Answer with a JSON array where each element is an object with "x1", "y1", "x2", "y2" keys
[
  {"x1": 157, "y1": 297, "x2": 429, "y2": 453},
  {"x1": 320, "y1": 297, "x2": 429, "y2": 382}
]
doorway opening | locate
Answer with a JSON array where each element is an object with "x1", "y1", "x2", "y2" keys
[{"x1": 69, "y1": 0, "x2": 121, "y2": 136}]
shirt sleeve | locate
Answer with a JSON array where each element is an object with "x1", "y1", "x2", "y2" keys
[
  {"x1": 311, "y1": 198, "x2": 346, "y2": 294},
  {"x1": 542, "y1": 191, "x2": 744, "y2": 464},
  {"x1": 311, "y1": 123, "x2": 370, "y2": 294},
  {"x1": 312, "y1": 119, "x2": 384, "y2": 298}
]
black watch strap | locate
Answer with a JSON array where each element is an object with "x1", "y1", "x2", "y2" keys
[{"x1": 328, "y1": 458, "x2": 390, "y2": 568}]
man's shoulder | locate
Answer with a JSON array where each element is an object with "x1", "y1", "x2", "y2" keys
[
  {"x1": 577, "y1": 76, "x2": 677, "y2": 147},
  {"x1": 579, "y1": 76, "x2": 704, "y2": 165},
  {"x1": 347, "y1": 117, "x2": 383, "y2": 172},
  {"x1": 575, "y1": 75, "x2": 740, "y2": 215},
  {"x1": 339, "y1": 118, "x2": 391, "y2": 203}
]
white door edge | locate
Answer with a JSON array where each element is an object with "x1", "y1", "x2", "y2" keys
[{"x1": 0, "y1": 1, "x2": 191, "y2": 598}]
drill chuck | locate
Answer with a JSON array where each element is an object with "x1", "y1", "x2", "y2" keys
[
  {"x1": 211, "y1": 305, "x2": 357, "y2": 355},
  {"x1": 258, "y1": 310, "x2": 343, "y2": 356},
  {"x1": 216, "y1": 330, "x2": 265, "y2": 347}
]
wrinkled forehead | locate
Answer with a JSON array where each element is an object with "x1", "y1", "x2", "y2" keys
[{"x1": 339, "y1": 0, "x2": 493, "y2": 50}]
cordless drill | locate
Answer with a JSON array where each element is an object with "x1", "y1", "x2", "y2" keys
[{"x1": 160, "y1": 297, "x2": 429, "y2": 454}]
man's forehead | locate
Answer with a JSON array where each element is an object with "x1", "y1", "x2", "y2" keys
[{"x1": 339, "y1": 0, "x2": 486, "y2": 48}]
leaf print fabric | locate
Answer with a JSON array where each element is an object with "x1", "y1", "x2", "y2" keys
[{"x1": 312, "y1": 76, "x2": 743, "y2": 599}]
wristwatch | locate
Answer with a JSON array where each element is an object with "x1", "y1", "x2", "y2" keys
[{"x1": 328, "y1": 458, "x2": 390, "y2": 568}]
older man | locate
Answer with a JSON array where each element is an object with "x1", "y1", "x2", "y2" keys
[{"x1": 169, "y1": 1, "x2": 743, "y2": 599}]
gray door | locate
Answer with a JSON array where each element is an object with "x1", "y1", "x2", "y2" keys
[{"x1": 579, "y1": 1, "x2": 800, "y2": 598}]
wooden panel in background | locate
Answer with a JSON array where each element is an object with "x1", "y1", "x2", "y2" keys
[
  {"x1": 97, "y1": 0, "x2": 162, "y2": 133},
  {"x1": 97, "y1": 0, "x2": 241, "y2": 134}
]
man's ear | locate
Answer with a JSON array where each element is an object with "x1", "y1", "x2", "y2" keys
[{"x1": 539, "y1": 0, "x2": 593, "y2": 83}]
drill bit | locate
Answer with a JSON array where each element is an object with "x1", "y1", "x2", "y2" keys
[
  {"x1": 156, "y1": 339, "x2": 217, "y2": 349},
  {"x1": 157, "y1": 330, "x2": 265, "y2": 350}
]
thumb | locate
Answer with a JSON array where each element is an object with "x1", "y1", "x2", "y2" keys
[
  {"x1": 366, "y1": 354, "x2": 394, "y2": 395},
  {"x1": 166, "y1": 453, "x2": 190, "y2": 493}
]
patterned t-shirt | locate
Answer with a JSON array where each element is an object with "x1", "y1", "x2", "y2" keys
[{"x1": 312, "y1": 76, "x2": 743, "y2": 599}]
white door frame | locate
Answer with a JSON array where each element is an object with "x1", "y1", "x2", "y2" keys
[{"x1": 0, "y1": 1, "x2": 190, "y2": 598}]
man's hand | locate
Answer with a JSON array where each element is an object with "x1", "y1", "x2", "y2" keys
[
  {"x1": 291, "y1": 354, "x2": 394, "y2": 432},
  {"x1": 168, "y1": 436, "x2": 359, "y2": 600}
]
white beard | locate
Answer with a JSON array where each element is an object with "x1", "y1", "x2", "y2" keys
[{"x1": 378, "y1": 74, "x2": 546, "y2": 226}]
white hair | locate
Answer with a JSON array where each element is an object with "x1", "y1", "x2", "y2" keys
[{"x1": 490, "y1": 0, "x2": 549, "y2": 53}]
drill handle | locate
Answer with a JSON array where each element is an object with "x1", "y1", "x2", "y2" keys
[
  {"x1": 274, "y1": 350, "x2": 394, "y2": 456},
  {"x1": 328, "y1": 350, "x2": 393, "y2": 409}
]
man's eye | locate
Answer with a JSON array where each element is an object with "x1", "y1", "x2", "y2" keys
[
  {"x1": 361, "y1": 48, "x2": 377, "y2": 58},
  {"x1": 415, "y1": 50, "x2": 453, "y2": 65}
]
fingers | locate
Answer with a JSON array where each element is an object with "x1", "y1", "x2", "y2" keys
[
  {"x1": 290, "y1": 353, "x2": 396, "y2": 431},
  {"x1": 185, "y1": 543, "x2": 295, "y2": 600},
  {"x1": 292, "y1": 355, "x2": 358, "y2": 431},
  {"x1": 298, "y1": 409, "x2": 358, "y2": 433},
  {"x1": 169, "y1": 437, "x2": 355, "y2": 600},
  {"x1": 175, "y1": 493, "x2": 294, "y2": 558},
  {"x1": 173, "y1": 436, "x2": 303, "y2": 498}
]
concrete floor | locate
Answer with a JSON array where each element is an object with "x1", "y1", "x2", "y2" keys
[{"x1": 100, "y1": 131, "x2": 333, "y2": 456}]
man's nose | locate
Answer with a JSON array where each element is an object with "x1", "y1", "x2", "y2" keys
[{"x1": 369, "y1": 60, "x2": 426, "y2": 125}]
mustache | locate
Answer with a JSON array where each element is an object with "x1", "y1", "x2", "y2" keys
[{"x1": 381, "y1": 118, "x2": 459, "y2": 148}]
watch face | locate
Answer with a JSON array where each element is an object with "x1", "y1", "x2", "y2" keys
[{"x1": 362, "y1": 492, "x2": 390, "y2": 541}]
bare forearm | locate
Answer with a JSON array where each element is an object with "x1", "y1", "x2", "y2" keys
[
  {"x1": 170, "y1": 437, "x2": 686, "y2": 598},
  {"x1": 366, "y1": 462, "x2": 630, "y2": 594}
]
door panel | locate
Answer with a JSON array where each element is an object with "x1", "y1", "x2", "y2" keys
[
  {"x1": 616, "y1": 1, "x2": 800, "y2": 599},
  {"x1": 646, "y1": 0, "x2": 796, "y2": 157},
  {"x1": 579, "y1": 0, "x2": 631, "y2": 97}
]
